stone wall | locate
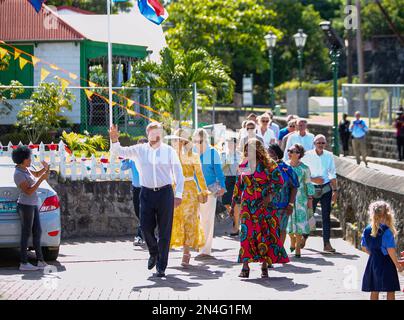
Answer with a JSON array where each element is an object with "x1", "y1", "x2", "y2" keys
[
  {"x1": 51, "y1": 179, "x2": 136, "y2": 239},
  {"x1": 198, "y1": 110, "x2": 398, "y2": 159},
  {"x1": 334, "y1": 157, "x2": 404, "y2": 252}
]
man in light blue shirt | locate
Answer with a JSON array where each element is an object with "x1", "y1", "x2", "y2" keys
[
  {"x1": 350, "y1": 111, "x2": 369, "y2": 166},
  {"x1": 120, "y1": 138, "x2": 148, "y2": 246}
]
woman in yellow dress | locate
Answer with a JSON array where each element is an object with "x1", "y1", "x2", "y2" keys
[{"x1": 167, "y1": 128, "x2": 210, "y2": 267}]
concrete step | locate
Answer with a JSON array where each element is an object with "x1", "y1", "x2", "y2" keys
[{"x1": 310, "y1": 227, "x2": 344, "y2": 238}]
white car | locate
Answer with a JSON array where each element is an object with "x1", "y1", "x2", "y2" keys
[{"x1": 0, "y1": 157, "x2": 61, "y2": 261}]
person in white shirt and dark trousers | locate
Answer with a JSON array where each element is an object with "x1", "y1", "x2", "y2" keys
[
  {"x1": 350, "y1": 111, "x2": 369, "y2": 166},
  {"x1": 110, "y1": 123, "x2": 184, "y2": 277},
  {"x1": 303, "y1": 135, "x2": 338, "y2": 253}
]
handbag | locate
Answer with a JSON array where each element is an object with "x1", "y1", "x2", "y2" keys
[
  {"x1": 197, "y1": 193, "x2": 208, "y2": 204},
  {"x1": 307, "y1": 208, "x2": 316, "y2": 231}
]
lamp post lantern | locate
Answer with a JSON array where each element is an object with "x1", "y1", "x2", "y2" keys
[
  {"x1": 265, "y1": 31, "x2": 277, "y2": 109},
  {"x1": 319, "y1": 21, "x2": 344, "y2": 156},
  {"x1": 293, "y1": 29, "x2": 307, "y2": 88}
]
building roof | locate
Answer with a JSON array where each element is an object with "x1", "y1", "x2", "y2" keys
[
  {"x1": 56, "y1": 6, "x2": 95, "y2": 15},
  {"x1": 61, "y1": 9, "x2": 167, "y2": 62},
  {"x1": 0, "y1": 0, "x2": 85, "y2": 42},
  {"x1": 0, "y1": 1, "x2": 166, "y2": 62}
]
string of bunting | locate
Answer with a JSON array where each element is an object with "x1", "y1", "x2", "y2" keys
[{"x1": 0, "y1": 42, "x2": 162, "y2": 119}]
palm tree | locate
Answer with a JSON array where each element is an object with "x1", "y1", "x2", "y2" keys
[{"x1": 126, "y1": 47, "x2": 234, "y2": 120}]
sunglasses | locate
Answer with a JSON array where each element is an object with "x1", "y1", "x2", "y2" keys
[
  {"x1": 287, "y1": 149, "x2": 300, "y2": 154},
  {"x1": 247, "y1": 127, "x2": 255, "y2": 130},
  {"x1": 316, "y1": 142, "x2": 326, "y2": 145},
  {"x1": 289, "y1": 125, "x2": 296, "y2": 128},
  {"x1": 261, "y1": 120, "x2": 269, "y2": 123}
]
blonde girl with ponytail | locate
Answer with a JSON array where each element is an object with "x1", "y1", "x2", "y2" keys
[{"x1": 361, "y1": 201, "x2": 403, "y2": 300}]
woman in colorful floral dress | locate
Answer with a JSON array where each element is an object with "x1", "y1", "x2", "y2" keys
[
  {"x1": 168, "y1": 129, "x2": 210, "y2": 267},
  {"x1": 230, "y1": 139, "x2": 289, "y2": 278},
  {"x1": 286, "y1": 143, "x2": 315, "y2": 258}
]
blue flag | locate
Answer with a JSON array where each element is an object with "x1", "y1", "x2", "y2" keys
[
  {"x1": 28, "y1": 0, "x2": 45, "y2": 13},
  {"x1": 137, "y1": 0, "x2": 168, "y2": 25}
]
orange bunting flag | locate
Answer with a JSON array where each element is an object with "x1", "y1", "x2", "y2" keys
[
  {"x1": 14, "y1": 49, "x2": 21, "y2": 60},
  {"x1": 88, "y1": 81, "x2": 96, "y2": 88},
  {"x1": 68, "y1": 72, "x2": 78, "y2": 80},
  {"x1": 40, "y1": 68, "x2": 50, "y2": 82},
  {"x1": 0, "y1": 47, "x2": 7, "y2": 59},
  {"x1": 127, "y1": 99, "x2": 135, "y2": 108},
  {"x1": 49, "y1": 64, "x2": 59, "y2": 70},
  {"x1": 31, "y1": 56, "x2": 40, "y2": 66},
  {"x1": 84, "y1": 89, "x2": 94, "y2": 100},
  {"x1": 19, "y1": 57, "x2": 29, "y2": 70},
  {"x1": 127, "y1": 109, "x2": 137, "y2": 116}
]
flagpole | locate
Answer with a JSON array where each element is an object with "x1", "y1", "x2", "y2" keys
[{"x1": 107, "y1": 0, "x2": 113, "y2": 130}]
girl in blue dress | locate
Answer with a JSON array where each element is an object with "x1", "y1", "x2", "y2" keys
[{"x1": 361, "y1": 201, "x2": 403, "y2": 300}]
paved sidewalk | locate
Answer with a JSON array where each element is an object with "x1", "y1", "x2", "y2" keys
[{"x1": 0, "y1": 227, "x2": 403, "y2": 300}]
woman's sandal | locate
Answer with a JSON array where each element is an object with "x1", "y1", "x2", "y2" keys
[
  {"x1": 181, "y1": 253, "x2": 191, "y2": 267},
  {"x1": 261, "y1": 267, "x2": 269, "y2": 278},
  {"x1": 238, "y1": 268, "x2": 250, "y2": 278}
]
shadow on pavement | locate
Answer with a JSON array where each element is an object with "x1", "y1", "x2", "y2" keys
[
  {"x1": 272, "y1": 263, "x2": 321, "y2": 274},
  {"x1": 290, "y1": 256, "x2": 334, "y2": 266},
  {"x1": 61, "y1": 236, "x2": 133, "y2": 245},
  {"x1": 169, "y1": 265, "x2": 225, "y2": 280},
  {"x1": 194, "y1": 256, "x2": 238, "y2": 269},
  {"x1": 242, "y1": 276, "x2": 309, "y2": 291},
  {"x1": 132, "y1": 274, "x2": 202, "y2": 292},
  {"x1": 304, "y1": 248, "x2": 360, "y2": 260}
]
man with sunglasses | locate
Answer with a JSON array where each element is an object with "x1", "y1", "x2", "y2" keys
[
  {"x1": 256, "y1": 114, "x2": 276, "y2": 148},
  {"x1": 238, "y1": 121, "x2": 264, "y2": 151},
  {"x1": 303, "y1": 134, "x2": 338, "y2": 253}
]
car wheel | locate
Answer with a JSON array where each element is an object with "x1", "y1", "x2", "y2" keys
[{"x1": 42, "y1": 246, "x2": 60, "y2": 261}]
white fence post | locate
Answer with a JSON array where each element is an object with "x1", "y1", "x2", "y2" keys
[
  {"x1": 90, "y1": 154, "x2": 97, "y2": 181},
  {"x1": 6, "y1": 142, "x2": 13, "y2": 157},
  {"x1": 71, "y1": 155, "x2": 77, "y2": 181}
]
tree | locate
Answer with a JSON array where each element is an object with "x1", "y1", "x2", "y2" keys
[
  {"x1": 17, "y1": 81, "x2": 75, "y2": 143},
  {"x1": 125, "y1": 47, "x2": 234, "y2": 120},
  {"x1": 165, "y1": 0, "x2": 280, "y2": 94},
  {"x1": 46, "y1": 0, "x2": 132, "y2": 14},
  {"x1": 166, "y1": 0, "x2": 333, "y2": 104}
]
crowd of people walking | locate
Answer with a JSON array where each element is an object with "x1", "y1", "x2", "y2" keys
[{"x1": 10, "y1": 109, "x2": 403, "y2": 299}]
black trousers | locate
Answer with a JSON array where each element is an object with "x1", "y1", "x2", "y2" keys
[
  {"x1": 397, "y1": 136, "x2": 404, "y2": 161},
  {"x1": 340, "y1": 134, "x2": 350, "y2": 153},
  {"x1": 17, "y1": 203, "x2": 44, "y2": 263},
  {"x1": 140, "y1": 185, "x2": 174, "y2": 272},
  {"x1": 132, "y1": 186, "x2": 143, "y2": 239},
  {"x1": 313, "y1": 190, "x2": 333, "y2": 246}
]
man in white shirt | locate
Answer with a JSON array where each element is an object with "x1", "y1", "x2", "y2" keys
[
  {"x1": 303, "y1": 134, "x2": 338, "y2": 253},
  {"x1": 266, "y1": 110, "x2": 280, "y2": 141},
  {"x1": 283, "y1": 118, "x2": 314, "y2": 161},
  {"x1": 256, "y1": 113, "x2": 276, "y2": 149},
  {"x1": 109, "y1": 122, "x2": 184, "y2": 277}
]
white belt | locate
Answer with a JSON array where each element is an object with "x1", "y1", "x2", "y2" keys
[{"x1": 184, "y1": 176, "x2": 194, "y2": 182}]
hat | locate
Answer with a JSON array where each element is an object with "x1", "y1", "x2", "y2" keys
[{"x1": 164, "y1": 128, "x2": 192, "y2": 143}]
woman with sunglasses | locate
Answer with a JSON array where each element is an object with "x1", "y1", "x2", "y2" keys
[
  {"x1": 229, "y1": 139, "x2": 289, "y2": 278},
  {"x1": 256, "y1": 113, "x2": 276, "y2": 148},
  {"x1": 286, "y1": 143, "x2": 315, "y2": 258}
]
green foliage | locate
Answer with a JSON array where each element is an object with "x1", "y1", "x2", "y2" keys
[
  {"x1": 0, "y1": 51, "x2": 11, "y2": 71},
  {"x1": 361, "y1": 0, "x2": 404, "y2": 39},
  {"x1": 118, "y1": 132, "x2": 147, "y2": 146},
  {"x1": 0, "y1": 80, "x2": 25, "y2": 116},
  {"x1": 275, "y1": 76, "x2": 358, "y2": 101},
  {"x1": 46, "y1": 0, "x2": 132, "y2": 13},
  {"x1": 125, "y1": 47, "x2": 234, "y2": 120},
  {"x1": 166, "y1": 0, "x2": 335, "y2": 104},
  {"x1": 16, "y1": 81, "x2": 75, "y2": 143},
  {"x1": 62, "y1": 130, "x2": 108, "y2": 157}
]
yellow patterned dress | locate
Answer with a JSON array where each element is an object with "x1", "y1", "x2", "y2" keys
[{"x1": 170, "y1": 151, "x2": 209, "y2": 250}]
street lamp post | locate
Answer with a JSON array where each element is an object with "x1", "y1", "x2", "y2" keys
[
  {"x1": 264, "y1": 31, "x2": 277, "y2": 109},
  {"x1": 319, "y1": 21, "x2": 344, "y2": 156},
  {"x1": 293, "y1": 29, "x2": 308, "y2": 88}
]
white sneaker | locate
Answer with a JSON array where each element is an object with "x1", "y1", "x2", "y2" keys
[
  {"x1": 36, "y1": 261, "x2": 48, "y2": 269},
  {"x1": 133, "y1": 236, "x2": 144, "y2": 246},
  {"x1": 19, "y1": 263, "x2": 40, "y2": 271}
]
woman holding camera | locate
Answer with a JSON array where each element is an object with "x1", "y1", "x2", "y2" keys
[{"x1": 12, "y1": 146, "x2": 50, "y2": 271}]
